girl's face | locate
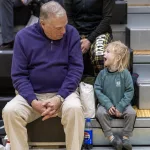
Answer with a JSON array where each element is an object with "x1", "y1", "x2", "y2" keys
[{"x1": 104, "y1": 48, "x2": 116, "y2": 68}]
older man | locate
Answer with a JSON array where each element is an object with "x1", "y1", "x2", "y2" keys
[{"x1": 2, "y1": 1, "x2": 84, "y2": 150}]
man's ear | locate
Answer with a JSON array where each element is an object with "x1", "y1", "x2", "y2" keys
[{"x1": 40, "y1": 20, "x2": 45, "y2": 28}]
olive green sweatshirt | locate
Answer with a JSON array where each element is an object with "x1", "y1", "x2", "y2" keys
[{"x1": 94, "y1": 68, "x2": 134, "y2": 113}]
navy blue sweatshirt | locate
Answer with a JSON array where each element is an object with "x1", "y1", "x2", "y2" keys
[{"x1": 11, "y1": 22, "x2": 84, "y2": 105}]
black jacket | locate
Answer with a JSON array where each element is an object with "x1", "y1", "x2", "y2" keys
[{"x1": 64, "y1": 0, "x2": 115, "y2": 43}]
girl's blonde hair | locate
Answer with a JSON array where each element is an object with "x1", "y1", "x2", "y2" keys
[{"x1": 106, "y1": 41, "x2": 130, "y2": 72}]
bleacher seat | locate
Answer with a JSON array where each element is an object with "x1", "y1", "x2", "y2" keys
[
  {"x1": 1, "y1": 0, "x2": 150, "y2": 148},
  {"x1": 27, "y1": 116, "x2": 150, "y2": 147}
]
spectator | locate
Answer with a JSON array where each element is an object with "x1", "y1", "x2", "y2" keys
[
  {"x1": 2, "y1": 1, "x2": 84, "y2": 150},
  {"x1": 95, "y1": 41, "x2": 136, "y2": 150},
  {"x1": 0, "y1": 0, "x2": 28, "y2": 50},
  {"x1": 64, "y1": 0, "x2": 115, "y2": 76},
  {"x1": 0, "y1": 0, "x2": 63, "y2": 50}
]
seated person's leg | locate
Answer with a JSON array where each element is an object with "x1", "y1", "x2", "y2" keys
[
  {"x1": 96, "y1": 105, "x2": 122, "y2": 150},
  {"x1": 83, "y1": 52, "x2": 94, "y2": 76},
  {"x1": 90, "y1": 33, "x2": 112, "y2": 76},
  {"x1": 96, "y1": 105, "x2": 112, "y2": 138},
  {"x1": 122, "y1": 105, "x2": 136, "y2": 150},
  {"x1": 60, "y1": 90, "x2": 84, "y2": 150},
  {"x1": 0, "y1": 0, "x2": 23, "y2": 49},
  {"x1": 2, "y1": 95, "x2": 41, "y2": 150}
]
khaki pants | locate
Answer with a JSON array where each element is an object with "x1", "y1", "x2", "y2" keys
[{"x1": 2, "y1": 91, "x2": 85, "y2": 150}]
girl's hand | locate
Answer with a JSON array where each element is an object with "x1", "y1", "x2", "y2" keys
[
  {"x1": 108, "y1": 106, "x2": 116, "y2": 115},
  {"x1": 115, "y1": 109, "x2": 122, "y2": 117}
]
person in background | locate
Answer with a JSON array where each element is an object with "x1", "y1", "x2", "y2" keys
[
  {"x1": 95, "y1": 41, "x2": 136, "y2": 150},
  {"x1": 0, "y1": 0, "x2": 63, "y2": 50},
  {"x1": 64, "y1": 0, "x2": 115, "y2": 76},
  {"x1": 2, "y1": 1, "x2": 84, "y2": 150},
  {"x1": 0, "y1": 0, "x2": 29, "y2": 50}
]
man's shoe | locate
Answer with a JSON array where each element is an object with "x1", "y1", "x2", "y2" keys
[
  {"x1": 0, "y1": 41, "x2": 14, "y2": 50},
  {"x1": 122, "y1": 138, "x2": 132, "y2": 150},
  {"x1": 110, "y1": 135, "x2": 122, "y2": 150}
]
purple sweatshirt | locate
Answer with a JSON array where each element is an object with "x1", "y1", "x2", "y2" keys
[{"x1": 11, "y1": 22, "x2": 83, "y2": 105}]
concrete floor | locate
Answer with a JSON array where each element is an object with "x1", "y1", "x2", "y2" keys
[{"x1": 31, "y1": 146, "x2": 150, "y2": 150}]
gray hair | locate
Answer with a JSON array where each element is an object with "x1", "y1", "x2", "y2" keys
[{"x1": 39, "y1": 1, "x2": 66, "y2": 21}]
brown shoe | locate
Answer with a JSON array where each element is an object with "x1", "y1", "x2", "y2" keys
[{"x1": 0, "y1": 41, "x2": 14, "y2": 50}]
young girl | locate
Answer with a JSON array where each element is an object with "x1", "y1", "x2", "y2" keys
[{"x1": 94, "y1": 41, "x2": 136, "y2": 150}]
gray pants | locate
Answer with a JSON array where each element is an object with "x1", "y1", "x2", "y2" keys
[
  {"x1": 0, "y1": 0, "x2": 23, "y2": 43},
  {"x1": 96, "y1": 105, "x2": 136, "y2": 138}
]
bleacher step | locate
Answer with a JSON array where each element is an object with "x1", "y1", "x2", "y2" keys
[
  {"x1": 30, "y1": 147, "x2": 150, "y2": 150},
  {"x1": 127, "y1": 6, "x2": 150, "y2": 27},
  {"x1": 126, "y1": 26, "x2": 150, "y2": 50},
  {"x1": 27, "y1": 117, "x2": 150, "y2": 146},
  {"x1": 127, "y1": 0, "x2": 150, "y2": 6}
]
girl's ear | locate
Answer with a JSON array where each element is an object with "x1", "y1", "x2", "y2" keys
[{"x1": 116, "y1": 55, "x2": 121, "y2": 62}]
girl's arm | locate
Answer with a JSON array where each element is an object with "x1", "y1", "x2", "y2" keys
[
  {"x1": 94, "y1": 70, "x2": 114, "y2": 111},
  {"x1": 116, "y1": 70, "x2": 134, "y2": 113}
]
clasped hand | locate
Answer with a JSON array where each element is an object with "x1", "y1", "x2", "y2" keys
[
  {"x1": 31, "y1": 96, "x2": 62, "y2": 121},
  {"x1": 108, "y1": 106, "x2": 122, "y2": 117}
]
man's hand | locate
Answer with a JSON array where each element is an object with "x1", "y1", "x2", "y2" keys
[
  {"x1": 80, "y1": 38, "x2": 91, "y2": 54},
  {"x1": 41, "y1": 96, "x2": 62, "y2": 121},
  {"x1": 108, "y1": 106, "x2": 116, "y2": 116},
  {"x1": 21, "y1": 0, "x2": 33, "y2": 5},
  {"x1": 115, "y1": 109, "x2": 122, "y2": 117},
  {"x1": 31, "y1": 99, "x2": 47, "y2": 114}
]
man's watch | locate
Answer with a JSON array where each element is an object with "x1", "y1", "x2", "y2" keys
[{"x1": 56, "y1": 95, "x2": 64, "y2": 103}]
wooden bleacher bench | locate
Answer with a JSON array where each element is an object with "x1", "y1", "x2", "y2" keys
[
  {"x1": 134, "y1": 106, "x2": 150, "y2": 117},
  {"x1": 133, "y1": 50, "x2": 150, "y2": 55},
  {"x1": 128, "y1": 4, "x2": 150, "y2": 6},
  {"x1": 27, "y1": 107, "x2": 150, "y2": 147},
  {"x1": 133, "y1": 50, "x2": 150, "y2": 64},
  {"x1": 1, "y1": 0, "x2": 150, "y2": 148}
]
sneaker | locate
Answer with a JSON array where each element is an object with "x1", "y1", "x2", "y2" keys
[
  {"x1": 122, "y1": 138, "x2": 132, "y2": 150},
  {"x1": 0, "y1": 41, "x2": 14, "y2": 50},
  {"x1": 110, "y1": 135, "x2": 122, "y2": 150}
]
